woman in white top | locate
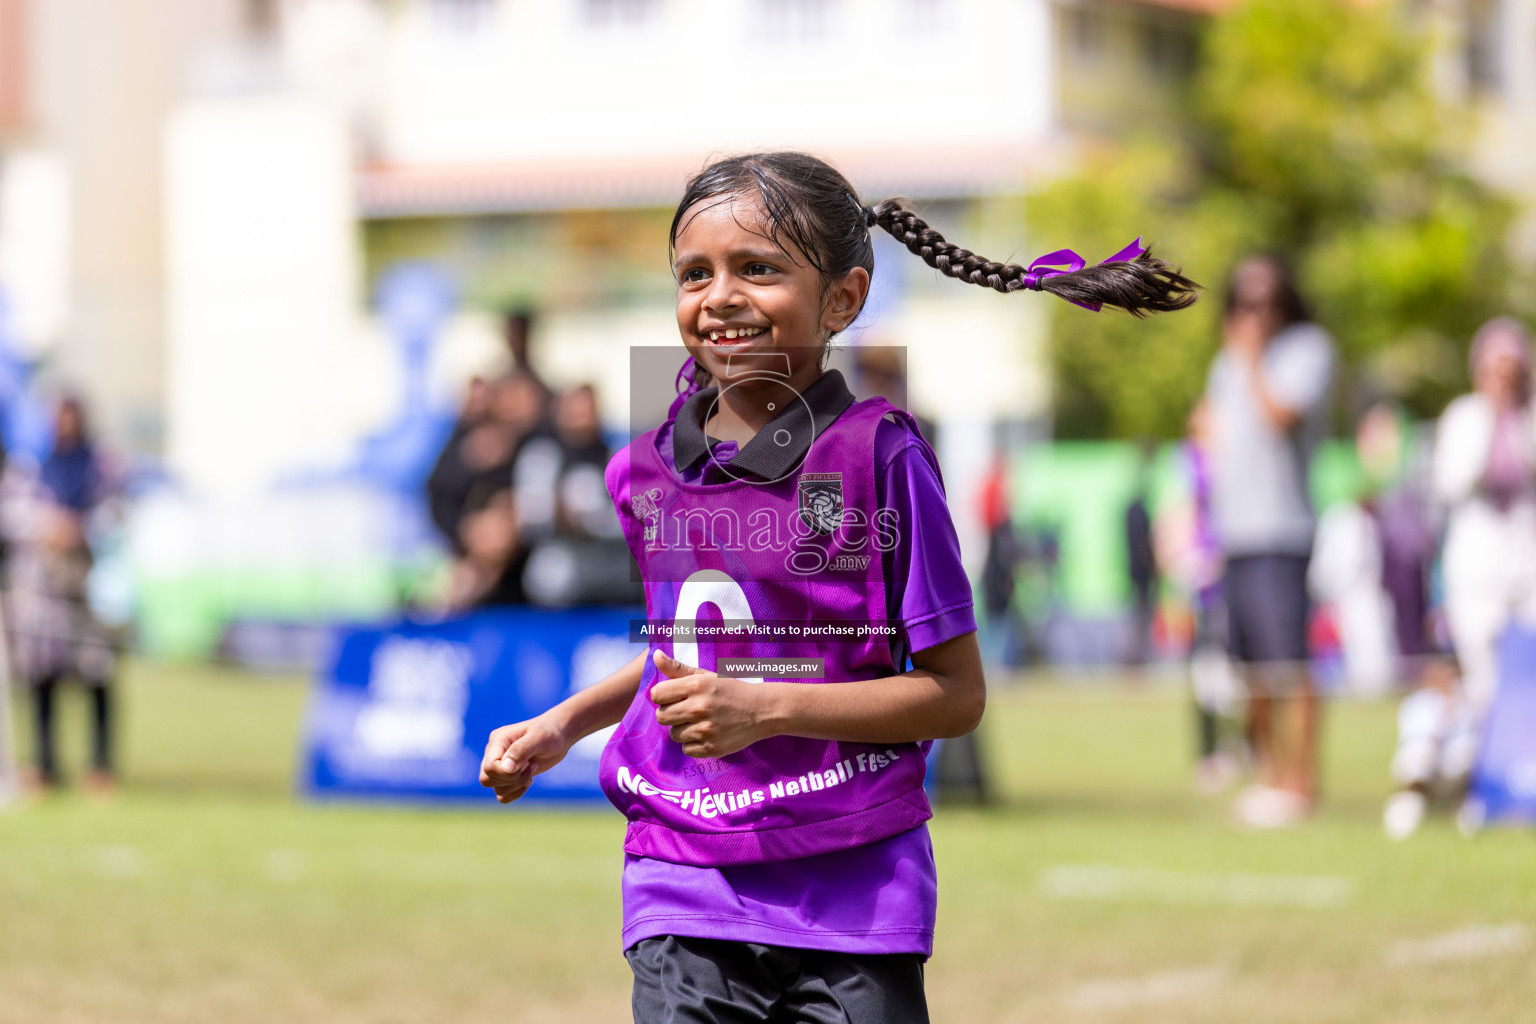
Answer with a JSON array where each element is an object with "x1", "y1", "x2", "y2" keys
[{"x1": 1434, "y1": 317, "x2": 1536, "y2": 713}]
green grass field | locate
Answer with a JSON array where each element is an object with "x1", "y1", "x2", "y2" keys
[{"x1": 3, "y1": 661, "x2": 1534, "y2": 1023}]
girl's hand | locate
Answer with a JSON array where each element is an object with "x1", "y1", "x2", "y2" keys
[
  {"x1": 650, "y1": 650, "x2": 774, "y2": 759},
  {"x1": 479, "y1": 714, "x2": 573, "y2": 804}
]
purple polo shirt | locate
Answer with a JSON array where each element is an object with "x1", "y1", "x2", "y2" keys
[{"x1": 619, "y1": 413, "x2": 976, "y2": 957}]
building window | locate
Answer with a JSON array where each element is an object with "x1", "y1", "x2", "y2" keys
[
  {"x1": 580, "y1": 0, "x2": 663, "y2": 29},
  {"x1": 1139, "y1": 19, "x2": 1195, "y2": 80},
  {"x1": 1465, "y1": 0, "x2": 1503, "y2": 94},
  {"x1": 754, "y1": 0, "x2": 838, "y2": 42},
  {"x1": 1064, "y1": 6, "x2": 1104, "y2": 66}
]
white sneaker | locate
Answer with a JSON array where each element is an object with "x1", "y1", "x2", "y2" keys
[
  {"x1": 1233, "y1": 785, "x2": 1311, "y2": 829},
  {"x1": 1382, "y1": 790, "x2": 1427, "y2": 841}
]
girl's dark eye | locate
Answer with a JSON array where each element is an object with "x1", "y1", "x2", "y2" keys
[
  {"x1": 746, "y1": 263, "x2": 777, "y2": 277},
  {"x1": 679, "y1": 267, "x2": 708, "y2": 284}
]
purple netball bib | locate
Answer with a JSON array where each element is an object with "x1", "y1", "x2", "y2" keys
[{"x1": 600, "y1": 393, "x2": 934, "y2": 867}]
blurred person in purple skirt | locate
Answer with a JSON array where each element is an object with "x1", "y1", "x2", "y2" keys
[
  {"x1": 1311, "y1": 403, "x2": 1437, "y2": 701},
  {"x1": 1158, "y1": 403, "x2": 1245, "y2": 793},
  {"x1": 7, "y1": 396, "x2": 121, "y2": 796},
  {"x1": 1356, "y1": 402, "x2": 1436, "y2": 675}
]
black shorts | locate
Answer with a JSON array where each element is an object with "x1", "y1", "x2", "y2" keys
[
  {"x1": 1224, "y1": 553, "x2": 1310, "y2": 666},
  {"x1": 626, "y1": 935, "x2": 928, "y2": 1024}
]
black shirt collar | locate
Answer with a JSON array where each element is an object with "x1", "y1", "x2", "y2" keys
[{"x1": 672, "y1": 369, "x2": 857, "y2": 480}]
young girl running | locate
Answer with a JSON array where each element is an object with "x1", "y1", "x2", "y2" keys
[{"x1": 481, "y1": 152, "x2": 1196, "y2": 1022}]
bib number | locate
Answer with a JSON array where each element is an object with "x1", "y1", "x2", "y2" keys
[{"x1": 673, "y1": 569, "x2": 763, "y2": 683}]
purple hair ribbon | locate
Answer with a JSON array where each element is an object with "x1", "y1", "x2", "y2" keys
[{"x1": 1022, "y1": 237, "x2": 1146, "y2": 312}]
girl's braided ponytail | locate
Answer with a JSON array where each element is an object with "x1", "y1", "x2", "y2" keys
[{"x1": 866, "y1": 199, "x2": 1198, "y2": 318}]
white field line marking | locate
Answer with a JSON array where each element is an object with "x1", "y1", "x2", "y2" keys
[
  {"x1": 350, "y1": 848, "x2": 616, "y2": 883},
  {"x1": 1064, "y1": 966, "x2": 1228, "y2": 1011},
  {"x1": 1384, "y1": 924, "x2": 1530, "y2": 967},
  {"x1": 1039, "y1": 864, "x2": 1353, "y2": 908},
  {"x1": 89, "y1": 844, "x2": 144, "y2": 879},
  {"x1": 986, "y1": 675, "x2": 1399, "y2": 704},
  {"x1": 263, "y1": 848, "x2": 307, "y2": 883}
]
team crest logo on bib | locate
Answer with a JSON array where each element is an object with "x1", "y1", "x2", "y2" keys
[
  {"x1": 798, "y1": 473, "x2": 844, "y2": 534},
  {"x1": 631, "y1": 487, "x2": 663, "y2": 542}
]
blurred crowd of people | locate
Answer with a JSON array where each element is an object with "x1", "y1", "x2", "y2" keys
[
  {"x1": 9, "y1": 284, "x2": 1535, "y2": 836},
  {"x1": 424, "y1": 312, "x2": 631, "y2": 611},
  {"x1": 1147, "y1": 254, "x2": 1536, "y2": 837}
]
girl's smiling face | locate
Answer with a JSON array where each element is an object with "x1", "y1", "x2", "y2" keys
[{"x1": 673, "y1": 197, "x2": 867, "y2": 392}]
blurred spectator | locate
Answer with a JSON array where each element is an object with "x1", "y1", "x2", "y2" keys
[
  {"x1": 1015, "y1": 523, "x2": 1061, "y2": 667},
  {"x1": 977, "y1": 453, "x2": 1026, "y2": 668},
  {"x1": 508, "y1": 377, "x2": 568, "y2": 544},
  {"x1": 426, "y1": 307, "x2": 554, "y2": 550},
  {"x1": 1382, "y1": 655, "x2": 1477, "y2": 840},
  {"x1": 853, "y1": 347, "x2": 937, "y2": 447},
  {"x1": 6, "y1": 396, "x2": 122, "y2": 796},
  {"x1": 1432, "y1": 319, "x2": 1536, "y2": 729},
  {"x1": 1156, "y1": 404, "x2": 1245, "y2": 793},
  {"x1": 1123, "y1": 443, "x2": 1158, "y2": 667},
  {"x1": 1308, "y1": 483, "x2": 1396, "y2": 695},
  {"x1": 1202, "y1": 254, "x2": 1335, "y2": 828},
  {"x1": 503, "y1": 309, "x2": 552, "y2": 405},
  {"x1": 522, "y1": 384, "x2": 646, "y2": 608},
  {"x1": 1311, "y1": 401, "x2": 1437, "y2": 695},
  {"x1": 428, "y1": 368, "x2": 552, "y2": 609},
  {"x1": 426, "y1": 375, "x2": 494, "y2": 554},
  {"x1": 1358, "y1": 403, "x2": 1436, "y2": 672},
  {"x1": 552, "y1": 384, "x2": 619, "y2": 538},
  {"x1": 447, "y1": 482, "x2": 526, "y2": 609}
]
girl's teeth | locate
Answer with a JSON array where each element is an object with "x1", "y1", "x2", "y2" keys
[{"x1": 705, "y1": 327, "x2": 762, "y2": 342}]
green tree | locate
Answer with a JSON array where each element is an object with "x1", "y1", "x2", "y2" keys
[{"x1": 1030, "y1": 0, "x2": 1520, "y2": 438}]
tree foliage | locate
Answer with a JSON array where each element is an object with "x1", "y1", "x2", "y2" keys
[{"x1": 1030, "y1": 0, "x2": 1521, "y2": 438}]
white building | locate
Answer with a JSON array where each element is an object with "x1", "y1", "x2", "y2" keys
[{"x1": 165, "y1": 0, "x2": 1077, "y2": 500}]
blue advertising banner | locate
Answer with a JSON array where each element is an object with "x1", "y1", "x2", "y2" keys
[
  {"x1": 303, "y1": 607, "x2": 641, "y2": 803},
  {"x1": 1469, "y1": 626, "x2": 1536, "y2": 826}
]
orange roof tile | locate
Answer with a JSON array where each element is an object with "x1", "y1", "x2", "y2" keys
[
  {"x1": 358, "y1": 142, "x2": 1071, "y2": 218},
  {"x1": 1116, "y1": 0, "x2": 1236, "y2": 14}
]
